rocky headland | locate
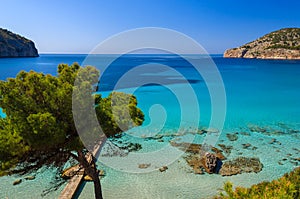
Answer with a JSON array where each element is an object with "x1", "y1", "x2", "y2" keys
[
  {"x1": 224, "y1": 28, "x2": 300, "y2": 59},
  {"x1": 0, "y1": 28, "x2": 38, "y2": 57}
]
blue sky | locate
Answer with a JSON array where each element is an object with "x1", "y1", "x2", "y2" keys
[{"x1": 1, "y1": 0, "x2": 299, "y2": 54}]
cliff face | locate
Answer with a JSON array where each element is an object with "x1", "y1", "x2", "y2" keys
[
  {"x1": 224, "y1": 28, "x2": 300, "y2": 59},
  {"x1": 0, "y1": 28, "x2": 38, "y2": 58}
]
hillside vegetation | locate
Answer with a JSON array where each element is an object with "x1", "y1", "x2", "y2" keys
[
  {"x1": 0, "y1": 28, "x2": 38, "y2": 57},
  {"x1": 224, "y1": 28, "x2": 300, "y2": 59}
]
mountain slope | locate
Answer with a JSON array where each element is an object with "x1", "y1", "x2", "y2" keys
[
  {"x1": 224, "y1": 28, "x2": 300, "y2": 59},
  {"x1": 0, "y1": 28, "x2": 38, "y2": 58}
]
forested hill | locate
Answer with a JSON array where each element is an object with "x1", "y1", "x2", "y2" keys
[{"x1": 0, "y1": 28, "x2": 38, "y2": 58}]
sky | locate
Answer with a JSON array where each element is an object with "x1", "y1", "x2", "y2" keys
[{"x1": 1, "y1": 0, "x2": 299, "y2": 54}]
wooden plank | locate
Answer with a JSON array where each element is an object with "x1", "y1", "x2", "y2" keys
[
  {"x1": 59, "y1": 140, "x2": 104, "y2": 199},
  {"x1": 59, "y1": 172, "x2": 84, "y2": 199}
]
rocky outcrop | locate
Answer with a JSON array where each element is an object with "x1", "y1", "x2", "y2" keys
[
  {"x1": 170, "y1": 141, "x2": 264, "y2": 176},
  {"x1": 219, "y1": 157, "x2": 263, "y2": 176},
  {"x1": 0, "y1": 28, "x2": 38, "y2": 57},
  {"x1": 61, "y1": 164, "x2": 83, "y2": 179},
  {"x1": 13, "y1": 179, "x2": 22, "y2": 185},
  {"x1": 203, "y1": 152, "x2": 217, "y2": 173},
  {"x1": 224, "y1": 28, "x2": 300, "y2": 59},
  {"x1": 170, "y1": 141, "x2": 225, "y2": 174}
]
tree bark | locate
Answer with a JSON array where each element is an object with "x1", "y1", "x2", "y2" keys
[
  {"x1": 77, "y1": 150, "x2": 103, "y2": 199},
  {"x1": 90, "y1": 158, "x2": 103, "y2": 199}
]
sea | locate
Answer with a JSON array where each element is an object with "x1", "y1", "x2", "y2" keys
[{"x1": 0, "y1": 54, "x2": 299, "y2": 199}]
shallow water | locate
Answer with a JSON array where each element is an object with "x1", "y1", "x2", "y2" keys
[{"x1": 0, "y1": 54, "x2": 299, "y2": 198}]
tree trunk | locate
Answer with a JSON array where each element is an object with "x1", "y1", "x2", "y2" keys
[
  {"x1": 77, "y1": 150, "x2": 103, "y2": 199},
  {"x1": 90, "y1": 159, "x2": 103, "y2": 199}
]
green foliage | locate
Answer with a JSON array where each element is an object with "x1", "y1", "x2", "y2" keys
[
  {"x1": 217, "y1": 167, "x2": 300, "y2": 199},
  {"x1": 0, "y1": 63, "x2": 144, "y2": 174},
  {"x1": 95, "y1": 92, "x2": 144, "y2": 137},
  {"x1": 264, "y1": 28, "x2": 300, "y2": 49},
  {"x1": 267, "y1": 44, "x2": 300, "y2": 50}
]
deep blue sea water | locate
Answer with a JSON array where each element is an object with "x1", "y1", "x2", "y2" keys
[{"x1": 0, "y1": 54, "x2": 299, "y2": 198}]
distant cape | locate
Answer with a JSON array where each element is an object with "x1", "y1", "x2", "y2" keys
[
  {"x1": 0, "y1": 28, "x2": 38, "y2": 58},
  {"x1": 224, "y1": 28, "x2": 300, "y2": 60}
]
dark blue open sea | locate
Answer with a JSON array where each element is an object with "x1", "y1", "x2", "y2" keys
[{"x1": 0, "y1": 54, "x2": 299, "y2": 198}]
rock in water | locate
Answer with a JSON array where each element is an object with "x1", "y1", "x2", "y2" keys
[
  {"x1": 224, "y1": 28, "x2": 300, "y2": 60},
  {"x1": 0, "y1": 28, "x2": 38, "y2": 57},
  {"x1": 24, "y1": 176, "x2": 35, "y2": 180},
  {"x1": 226, "y1": 133, "x2": 238, "y2": 142},
  {"x1": 159, "y1": 166, "x2": 168, "y2": 172},
  {"x1": 83, "y1": 175, "x2": 93, "y2": 181},
  {"x1": 219, "y1": 157, "x2": 263, "y2": 176},
  {"x1": 203, "y1": 152, "x2": 217, "y2": 173},
  {"x1": 13, "y1": 179, "x2": 22, "y2": 185},
  {"x1": 98, "y1": 170, "x2": 105, "y2": 176},
  {"x1": 61, "y1": 164, "x2": 82, "y2": 179},
  {"x1": 138, "y1": 163, "x2": 151, "y2": 169}
]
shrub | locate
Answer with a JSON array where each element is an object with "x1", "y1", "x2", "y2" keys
[{"x1": 216, "y1": 167, "x2": 300, "y2": 199}]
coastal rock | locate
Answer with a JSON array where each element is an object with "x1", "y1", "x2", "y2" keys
[
  {"x1": 101, "y1": 141, "x2": 141, "y2": 157},
  {"x1": 83, "y1": 175, "x2": 93, "y2": 181},
  {"x1": 138, "y1": 163, "x2": 151, "y2": 169},
  {"x1": 24, "y1": 176, "x2": 35, "y2": 180},
  {"x1": 224, "y1": 28, "x2": 300, "y2": 60},
  {"x1": 249, "y1": 125, "x2": 267, "y2": 133},
  {"x1": 226, "y1": 133, "x2": 238, "y2": 142},
  {"x1": 0, "y1": 28, "x2": 38, "y2": 57},
  {"x1": 170, "y1": 141, "x2": 226, "y2": 174},
  {"x1": 219, "y1": 157, "x2": 263, "y2": 176},
  {"x1": 242, "y1": 143, "x2": 252, "y2": 149},
  {"x1": 240, "y1": 132, "x2": 251, "y2": 136},
  {"x1": 218, "y1": 144, "x2": 233, "y2": 155},
  {"x1": 61, "y1": 164, "x2": 82, "y2": 179},
  {"x1": 120, "y1": 142, "x2": 142, "y2": 152},
  {"x1": 203, "y1": 152, "x2": 217, "y2": 173},
  {"x1": 169, "y1": 141, "x2": 201, "y2": 154},
  {"x1": 185, "y1": 155, "x2": 204, "y2": 174},
  {"x1": 13, "y1": 179, "x2": 22, "y2": 185},
  {"x1": 159, "y1": 166, "x2": 168, "y2": 172}
]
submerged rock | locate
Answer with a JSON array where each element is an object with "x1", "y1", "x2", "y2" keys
[
  {"x1": 159, "y1": 166, "x2": 168, "y2": 172},
  {"x1": 219, "y1": 157, "x2": 263, "y2": 176},
  {"x1": 269, "y1": 138, "x2": 277, "y2": 144},
  {"x1": 226, "y1": 133, "x2": 239, "y2": 141},
  {"x1": 171, "y1": 141, "x2": 226, "y2": 175},
  {"x1": 120, "y1": 142, "x2": 142, "y2": 152},
  {"x1": 240, "y1": 132, "x2": 251, "y2": 136},
  {"x1": 24, "y1": 176, "x2": 35, "y2": 180},
  {"x1": 242, "y1": 143, "x2": 252, "y2": 149},
  {"x1": 249, "y1": 125, "x2": 267, "y2": 133},
  {"x1": 138, "y1": 163, "x2": 151, "y2": 169},
  {"x1": 169, "y1": 141, "x2": 202, "y2": 154},
  {"x1": 218, "y1": 144, "x2": 233, "y2": 155},
  {"x1": 13, "y1": 179, "x2": 22, "y2": 185},
  {"x1": 185, "y1": 155, "x2": 204, "y2": 175},
  {"x1": 201, "y1": 128, "x2": 220, "y2": 134}
]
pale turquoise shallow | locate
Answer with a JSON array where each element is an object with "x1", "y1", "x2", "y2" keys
[{"x1": 0, "y1": 54, "x2": 299, "y2": 198}]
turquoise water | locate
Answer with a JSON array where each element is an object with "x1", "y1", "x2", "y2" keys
[{"x1": 0, "y1": 54, "x2": 299, "y2": 198}]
